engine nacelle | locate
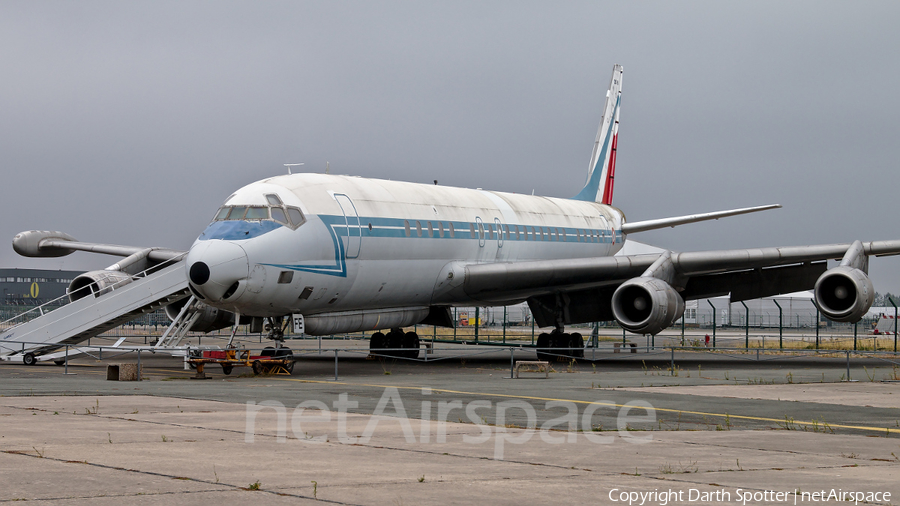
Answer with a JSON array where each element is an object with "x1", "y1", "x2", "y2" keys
[
  {"x1": 68, "y1": 270, "x2": 133, "y2": 302},
  {"x1": 611, "y1": 277, "x2": 685, "y2": 335},
  {"x1": 814, "y1": 266, "x2": 874, "y2": 323},
  {"x1": 165, "y1": 299, "x2": 236, "y2": 333}
]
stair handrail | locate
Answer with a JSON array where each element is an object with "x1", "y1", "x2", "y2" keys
[{"x1": 0, "y1": 254, "x2": 187, "y2": 331}]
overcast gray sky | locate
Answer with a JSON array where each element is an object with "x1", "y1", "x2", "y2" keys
[{"x1": 2, "y1": 1, "x2": 899, "y2": 292}]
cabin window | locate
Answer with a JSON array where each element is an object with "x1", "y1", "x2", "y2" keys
[
  {"x1": 515, "y1": 225, "x2": 520, "y2": 240},
  {"x1": 478, "y1": 222, "x2": 485, "y2": 240},
  {"x1": 485, "y1": 223, "x2": 492, "y2": 240},
  {"x1": 245, "y1": 207, "x2": 269, "y2": 220},
  {"x1": 287, "y1": 207, "x2": 306, "y2": 228},
  {"x1": 428, "y1": 222, "x2": 434, "y2": 238},
  {"x1": 271, "y1": 207, "x2": 288, "y2": 225},
  {"x1": 298, "y1": 286, "x2": 314, "y2": 300},
  {"x1": 265, "y1": 194, "x2": 283, "y2": 206},
  {"x1": 470, "y1": 223, "x2": 476, "y2": 239},
  {"x1": 438, "y1": 222, "x2": 444, "y2": 238},
  {"x1": 504, "y1": 225, "x2": 510, "y2": 240},
  {"x1": 405, "y1": 220, "x2": 411, "y2": 237},
  {"x1": 416, "y1": 221, "x2": 423, "y2": 237},
  {"x1": 449, "y1": 222, "x2": 455, "y2": 238},
  {"x1": 561, "y1": 228, "x2": 567, "y2": 241},
  {"x1": 277, "y1": 271, "x2": 293, "y2": 284}
]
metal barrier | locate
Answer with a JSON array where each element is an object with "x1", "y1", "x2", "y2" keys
[{"x1": 7, "y1": 339, "x2": 900, "y2": 384}]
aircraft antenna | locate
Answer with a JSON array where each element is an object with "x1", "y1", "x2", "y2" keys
[
  {"x1": 326, "y1": 161, "x2": 330, "y2": 174},
  {"x1": 284, "y1": 163, "x2": 304, "y2": 175}
]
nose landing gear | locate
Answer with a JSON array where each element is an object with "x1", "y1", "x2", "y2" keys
[{"x1": 254, "y1": 316, "x2": 293, "y2": 374}]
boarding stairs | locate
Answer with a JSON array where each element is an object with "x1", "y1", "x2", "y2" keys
[{"x1": 0, "y1": 259, "x2": 191, "y2": 364}]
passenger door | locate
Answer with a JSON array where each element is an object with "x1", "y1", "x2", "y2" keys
[{"x1": 334, "y1": 194, "x2": 361, "y2": 258}]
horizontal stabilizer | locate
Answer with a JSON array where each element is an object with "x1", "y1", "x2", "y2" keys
[{"x1": 620, "y1": 204, "x2": 781, "y2": 235}]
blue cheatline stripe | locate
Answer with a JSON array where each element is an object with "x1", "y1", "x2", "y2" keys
[
  {"x1": 264, "y1": 215, "x2": 348, "y2": 277},
  {"x1": 258, "y1": 214, "x2": 621, "y2": 278},
  {"x1": 572, "y1": 96, "x2": 620, "y2": 202}
]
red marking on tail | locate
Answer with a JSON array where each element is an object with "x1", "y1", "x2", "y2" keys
[{"x1": 600, "y1": 132, "x2": 618, "y2": 205}]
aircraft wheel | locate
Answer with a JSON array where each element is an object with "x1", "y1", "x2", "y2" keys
[
  {"x1": 252, "y1": 360, "x2": 263, "y2": 375},
  {"x1": 548, "y1": 332, "x2": 567, "y2": 362},
  {"x1": 403, "y1": 331, "x2": 420, "y2": 360},
  {"x1": 54, "y1": 359, "x2": 66, "y2": 366},
  {"x1": 386, "y1": 330, "x2": 403, "y2": 358},
  {"x1": 275, "y1": 348, "x2": 294, "y2": 374},
  {"x1": 260, "y1": 346, "x2": 276, "y2": 357},
  {"x1": 569, "y1": 333, "x2": 585, "y2": 358},
  {"x1": 370, "y1": 332, "x2": 386, "y2": 356},
  {"x1": 222, "y1": 364, "x2": 233, "y2": 375},
  {"x1": 23, "y1": 353, "x2": 37, "y2": 366},
  {"x1": 536, "y1": 333, "x2": 552, "y2": 362}
]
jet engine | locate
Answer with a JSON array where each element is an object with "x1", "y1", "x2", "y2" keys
[
  {"x1": 165, "y1": 299, "x2": 236, "y2": 333},
  {"x1": 813, "y1": 266, "x2": 874, "y2": 323},
  {"x1": 68, "y1": 270, "x2": 133, "y2": 302},
  {"x1": 611, "y1": 277, "x2": 685, "y2": 335}
]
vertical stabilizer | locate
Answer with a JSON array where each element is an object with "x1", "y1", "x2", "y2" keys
[{"x1": 573, "y1": 64, "x2": 622, "y2": 204}]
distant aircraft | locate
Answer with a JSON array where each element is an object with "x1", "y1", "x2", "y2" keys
[{"x1": 14, "y1": 64, "x2": 900, "y2": 359}]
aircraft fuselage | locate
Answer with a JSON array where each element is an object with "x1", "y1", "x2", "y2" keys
[{"x1": 186, "y1": 173, "x2": 625, "y2": 318}]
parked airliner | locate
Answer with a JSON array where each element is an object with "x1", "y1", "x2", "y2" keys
[{"x1": 13, "y1": 64, "x2": 900, "y2": 360}]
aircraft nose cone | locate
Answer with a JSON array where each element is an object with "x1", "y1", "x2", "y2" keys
[{"x1": 186, "y1": 241, "x2": 249, "y2": 302}]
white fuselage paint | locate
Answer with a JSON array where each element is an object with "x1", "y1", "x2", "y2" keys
[{"x1": 186, "y1": 173, "x2": 626, "y2": 317}]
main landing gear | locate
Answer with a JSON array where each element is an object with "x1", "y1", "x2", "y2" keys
[
  {"x1": 536, "y1": 331, "x2": 584, "y2": 362},
  {"x1": 369, "y1": 328, "x2": 420, "y2": 360}
]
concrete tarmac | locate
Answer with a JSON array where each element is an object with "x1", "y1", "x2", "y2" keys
[{"x1": 0, "y1": 347, "x2": 898, "y2": 505}]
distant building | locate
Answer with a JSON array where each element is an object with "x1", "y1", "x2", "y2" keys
[{"x1": 0, "y1": 268, "x2": 82, "y2": 306}]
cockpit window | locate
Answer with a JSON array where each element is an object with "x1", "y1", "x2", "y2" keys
[
  {"x1": 210, "y1": 201, "x2": 306, "y2": 230},
  {"x1": 227, "y1": 206, "x2": 247, "y2": 220},
  {"x1": 265, "y1": 194, "x2": 283, "y2": 206},
  {"x1": 287, "y1": 207, "x2": 305, "y2": 227},
  {"x1": 244, "y1": 207, "x2": 269, "y2": 220},
  {"x1": 271, "y1": 207, "x2": 288, "y2": 225}
]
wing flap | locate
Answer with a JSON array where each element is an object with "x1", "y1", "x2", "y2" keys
[{"x1": 681, "y1": 262, "x2": 827, "y2": 302}]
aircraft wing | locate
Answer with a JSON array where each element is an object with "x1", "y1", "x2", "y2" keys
[
  {"x1": 13, "y1": 230, "x2": 185, "y2": 262},
  {"x1": 13, "y1": 230, "x2": 185, "y2": 275},
  {"x1": 451, "y1": 240, "x2": 900, "y2": 329}
]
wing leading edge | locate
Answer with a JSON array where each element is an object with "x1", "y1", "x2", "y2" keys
[{"x1": 445, "y1": 240, "x2": 900, "y2": 329}]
